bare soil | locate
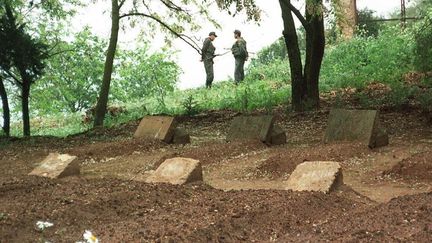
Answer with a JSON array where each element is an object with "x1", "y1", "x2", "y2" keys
[{"x1": 1, "y1": 108, "x2": 431, "y2": 242}]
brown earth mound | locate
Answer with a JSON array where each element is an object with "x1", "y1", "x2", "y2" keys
[
  {"x1": 383, "y1": 151, "x2": 432, "y2": 182},
  {"x1": 179, "y1": 140, "x2": 266, "y2": 165},
  {"x1": 1, "y1": 176, "x2": 430, "y2": 242},
  {"x1": 280, "y1": 192, "x2": 432, "y2": 242},
  {"x1": 257, "y1": 143, "x2": 370, "y2": 178},
  {"x1": 0, "y1": 176, "x2": 368, "y2": 242}
]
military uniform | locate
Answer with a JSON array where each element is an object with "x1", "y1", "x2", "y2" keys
[
  {"x1": 231, "y1": 37, "x2": 248, "y2": 83},
  {"x1": 201, "y1": 37, "x2": 216, "y2": 88}
]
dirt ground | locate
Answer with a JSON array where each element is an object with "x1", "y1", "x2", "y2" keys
[{"x1": 0, "y1": 108, "x2": 431, "y2": 242}]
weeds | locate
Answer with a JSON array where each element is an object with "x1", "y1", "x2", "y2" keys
[{"x1": 181, "y1": 94, "x2": 199, "y2": 116}]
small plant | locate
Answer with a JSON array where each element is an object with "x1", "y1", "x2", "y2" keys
[
  {"x1": 182, "y1": 94, "x2": 199, "y2": 116},
  {"x1": 263, "y1": 89, "x2": 274, "y2": 114},
  {"x1": 235, "y1": 84, "x2": 250, "y2": 113}
]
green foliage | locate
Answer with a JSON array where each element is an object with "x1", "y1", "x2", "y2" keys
[
  {"x1": 357, "y1": 8, "x2": 383, "y2": 37},
  {"x1": 181, "y1": 94, "x2": 199, "y2": 116},
  {"x1": 31, "y1": 34, "x2": 180, "y2": 116},
  {"x1": 32, "y1": 28, "x2": 105, "y2": 113},
  {"x1": 113, "y1": 47, "x2": 180, "y2": 106},
  {"x1": 246, "y1": 59, "x2": 290, "y2": 84},
  {"x1": 250, "y1": 37, "x2": 287, "y2": 66},
  {"x1": 320, "y1": 26, "x2": 413, "y2": 89},
  {"x1": 417, "y1": 89, "x2": 432, "y2": 112},
  {"x1": 412, "y1": 8, "x2": 432, "y2": 72}
]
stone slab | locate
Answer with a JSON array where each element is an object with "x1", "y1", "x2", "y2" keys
[
  {"x1": 172, "y1": 128, "x2": 191, "y2": 145},
  {"x1": 226, "y1": 115, "x2": 274, "y2": 143},
  {"x1": 29, "y1": 153, "x2": 80, "y2": 179},
  {"x1": 146, "y1": 157, "x2": 202, "y2": 185},
  {"x1": 134, "y1": 116, "x2": 177, "y2": 143},
  {"x1": 323, "y1": 109, "x2": 388, "y2": 148},
  {"x1": 270, "y1": 125, "x2": 286, "y2": 145},
  {"x1": 285, "y1": 161, "x2": 343, "y2": 193}
]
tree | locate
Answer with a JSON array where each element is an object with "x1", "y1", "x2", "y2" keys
[
  {"x1": 413, "y1": 8, "x2": 432, "y2": 72},
  {"x1": 93, "y1": 0, "x2": 215, "y2": 127},
  {"x1": 0, "y1": 9, "x2": 12, "y2": 137},
  {"x1": 32, "y1": 28, "x2": 106, "y2": 114},
  {"x1": 279, "y1": 0, "x2": 325, "y2": 111},
  {"x1": 0, "y1": 2, "x2": 49, "y2": 136},
  {"x1": 217, "y1": 0, "x2": 325, "y2": 111},
  {"x1": 333, "y1": 0, "x2": 358, "y2": 40},
  {"x1": 0, "y1": 77, "x2": 10, "y2": 137},
  {"x1": 113, "y1": 46, "x2": 180, "y2": 105},
  {"x1": 357, "y1": 8, "x2": 382, "y2": 37}
]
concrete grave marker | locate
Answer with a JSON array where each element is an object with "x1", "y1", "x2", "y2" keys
[
  {"x1": 146, "y1": 157, "x2": 202, "y2": 185},
  {"x1": 134, "y1": 116, "x2": 177, "y2": 143},
  {"x1": 270, "y1": 125, "x2": 287, "y2": 145},
  {"x1": 172, "y1": 128, "x2": 191, "y2": 145},
  {"x1": 285, "y1": 161, "x2": 343, "y2": 193},
  {"x1": 226, "y1": 115, "x2": 274, "y2": 143},
  {"x1": 323, "y1": 109, "x2": 388, "y2": 148},
  {"x1": 29, "y1": 153, "x2": 80, "y2": 179}
]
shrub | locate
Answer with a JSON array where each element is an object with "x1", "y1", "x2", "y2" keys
[{"x1": 412, "y1": 8, "x2": 432, "y2": 72}]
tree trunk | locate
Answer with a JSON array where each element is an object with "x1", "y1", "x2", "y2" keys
[
  {"x1": 0, "y1": 77, "x2": 10, "y2": 137},
  {"x1": 93, "y1": 0, "x2": 120, "y2": 127},
  {"x1": 334, "y1": 0, "x2": 358, "y2": 40},
  {"x1": 279, "y1": 0, "x2": 306, "y2": 111},
  {"x1": 21, "y1": 82, "x2": 31, "y2": 136},
  {"x1": 304, "y1": 0, "x2": 325, "y2": 109}
]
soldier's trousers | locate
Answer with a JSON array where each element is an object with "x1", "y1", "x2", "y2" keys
[
  {"x1": 204, "y1": 60, "x2": 214, "y2": 88},
  {"x1": 234, "y1": 58, "x2": 246, "y2": 83}
]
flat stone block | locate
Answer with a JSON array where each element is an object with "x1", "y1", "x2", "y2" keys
[
  {"x1": 226, "y1": 115, "x2": 274, "y2": 144},
  {"x1": 29, "y1": 153, "x2": 80, "y2": 179},
  {"x1": 134, "y1": 116, "x2": 177, "y2": 143},
  {"x1": 270, "y1": 125, "x2": 286, "y2": 145},
  {"x1": 172, "y1": 128, "x2": 191, "y2": 145},
  {"x1": 285, "y1": 161, "x2": 343, "y2": 193},
  {"x1": 146, "y1": 157, "x2": 202, "y2": 185},
  {"x1": 323, "y1": 109, "x2": 388, "y2": 148}
]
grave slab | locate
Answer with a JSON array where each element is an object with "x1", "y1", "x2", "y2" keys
[
  {"x1": 285, "y1": 161, "x2": 343, "y2": 193},
  {"x1": 146, "y1": 157, "x2": 202, "y2": 185},
  {"x1": 172, "y1": 128, "x2": 191, "y2": 145},
  {"x1": 29, "y1": 153, "x2": 80, "y2": 179},
  {"x1": 134, "y1": 116, "x2": 177, "y2": 143},
  {"x1": 270, "y1": 125, "x2": 287, "y2": 145},
  {"x1": 226, "y1": 115, "x2": 274, "y2": 143},
  {"x1": 323, "y1": 109, "x2": 388, "y2": 148}
]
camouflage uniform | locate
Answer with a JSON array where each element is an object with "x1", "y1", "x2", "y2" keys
[
  {"x1": 231, "y1": 37, "x2": 248, "y2": 84},
  {"x1": 201, "y1": 37, "x2": 216, "y2": 88}
]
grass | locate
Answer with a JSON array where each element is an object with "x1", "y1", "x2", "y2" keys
[{"x1": 4, "y1": 24, "x2": 432, "y2": 137}]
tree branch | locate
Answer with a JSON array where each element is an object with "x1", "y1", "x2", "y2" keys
[
  {"x1": 119, "y1": 0, "x2": 127, "y2": 9},
  {"x1": 284, "y1": 0, "x2": 311, "y2": 32},
  {"x1": 160, "y1": 0, "x2": 188, "y2": 13},
  {"x1": 119, "y1": 12, "x2": 202, "y2": 54},
  {"x1": 46, "y1": 48, "x2": 76, "y2": 58},
  {"x1": 3, "y1": 69, "x2": 21, "y2": 86}
]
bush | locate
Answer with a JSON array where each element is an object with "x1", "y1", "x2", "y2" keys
[
  {"x1": 320, "y1": 26, "x2": 413, "y2": 89},
  {"x1": 412, "y1": 8, "x2": 432, "y2": 72}
]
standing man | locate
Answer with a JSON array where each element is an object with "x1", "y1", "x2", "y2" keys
[
  {"x1": 231, "y1": 29, "x2": 248, "y2": 84},
  {"x1": 201, "y1": 31, "x2": 217, "y2": 88}
]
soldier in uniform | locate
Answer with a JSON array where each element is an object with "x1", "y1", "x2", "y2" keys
[
  {"x1": 201, "y1": 31, "x2": 217, "y2": 88},
  {"x1": 231, "y1": 29, "x2": 248, "y2": 84}
]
